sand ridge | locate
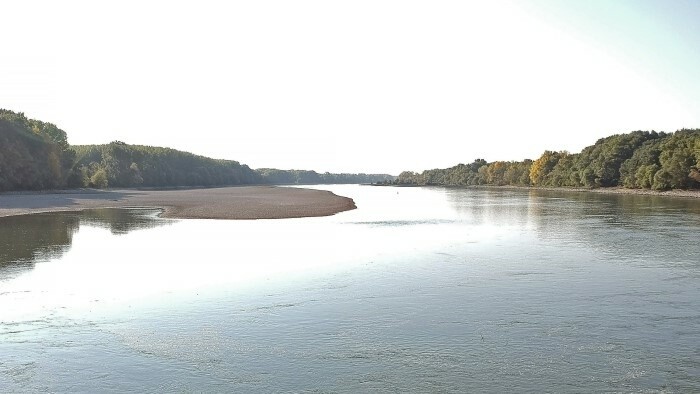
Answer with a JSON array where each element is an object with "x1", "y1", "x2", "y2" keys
[{"x1": 0, "y1": 186, "x2": 357, "y2": 219}]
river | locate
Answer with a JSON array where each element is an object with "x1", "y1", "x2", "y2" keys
[{"x1": 1, "y1": 185, "x2": 699, "y2": 392}]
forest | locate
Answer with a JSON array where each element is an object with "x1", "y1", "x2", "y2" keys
[
  {"x1": 0, "y1": 109, "x2": 392, "y2": 191},
  {"x1": 3, "y1": 109, "x2": 698, "y2": 191},
  {"x1": 72, "y1": 143, "x2": 261, "y2": 188},
  {"x1": 393, "y1": 129, "x2": 700, "y2": 190},
  {"x1": 257, "y1": 168, "x2": 393, "y2": 185},
  {"x1": 72, "y1": 144, "x2": 393, "y2": 188},
  {"x1": 0, "y1": 109, "x2": 75, "y2": 191}
]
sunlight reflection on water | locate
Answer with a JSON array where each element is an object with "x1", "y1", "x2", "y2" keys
[{"x1": 1, "y1": 185, "x2": 699, "y2": 392}]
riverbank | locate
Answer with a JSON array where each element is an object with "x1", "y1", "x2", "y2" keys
[
  {"x1": 494, "y1": 185, "x2": 700, "y2": 199},
  {"x1": 374, "y1": 183, "x2": 700, "y2": 199},
  {"x1": 0, "y1": 186, "x2": 357, "y2": 219}
]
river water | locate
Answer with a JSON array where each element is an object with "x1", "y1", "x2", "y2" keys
[{"x1": 1, "y1": 185, "x2": 699, "y2": 392}]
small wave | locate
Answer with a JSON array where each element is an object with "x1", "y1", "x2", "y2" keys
[
  {"x1": 248, "y1": 303, "x2": 298, "y2": 312},
  {"x1": 503, "y1": 271, "x2": 555, "y2": 277},
  {"x1": 352, "y1": 219, "x2": 455, "y2": 227}
]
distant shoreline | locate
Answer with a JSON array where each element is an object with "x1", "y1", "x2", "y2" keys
[
  {"x1": 526, "y1": 185, "x2": 700, "y2": 199},
  {"x1": 0, "y1": 186, "x2": 357, "y2": 220},
  {"x1": 373, "y1": 183, "x2": 700, "y2": 199}
]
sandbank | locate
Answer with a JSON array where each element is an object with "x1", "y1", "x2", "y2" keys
[{"x1": 0, "y1": 186, "x2": 356, "y2": 220}]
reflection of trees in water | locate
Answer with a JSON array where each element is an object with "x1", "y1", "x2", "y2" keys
[
  {"x1": 0, "y1": 208, "x2": 169, "y2": 281},
  {"x1": 444, "y1": 188, "x2": 534, "y2": 227},
  {"x1": 0, "y1": 213, "x2": 80, "y2": 280},
  {"x1": 78, "y1": 208, "x2": 168, "y2": 235},
  {"x1": 549, "y1": 192, "x2": 700, "y2": 267},
  {"x1": 444, "y1": 188, "x2": 700, "y2": 266}
]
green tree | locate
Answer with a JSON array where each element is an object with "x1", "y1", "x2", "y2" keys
[
  {"x1": 90, "y1": 168, "x2": 109, "y2": 188},
  {"x1": 0, "y1": 109, "x2": 75, "y2": 191},
  {"x1": 653, "y1": 129, "x2": 699, "y2": 189},
  {"x1": 530, "y1": 151, "x2": 563, "y2": 186}
]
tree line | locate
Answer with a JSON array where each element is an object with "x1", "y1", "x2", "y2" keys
[
  {"x1": 4, "y1": 109, "x2": 697, "y2": 191},
  {"x1": 73, "y1": 143, "x2": 393, "y2": 188},
  {"x1": 257, "y1": 168, "x2": 393, "y2": 185},
  {"x1": 0, "y1": 109, "x2": 393, "y2": 191},
  {"x1": 72, "y1": 142, "x2": 261, "y2": 188},
  {"x1": 0, "y1": 109, "x2": 75, "y2": 191},
  {"x1": 393, "y1": 129, "x2": 700, "y2": 190}
]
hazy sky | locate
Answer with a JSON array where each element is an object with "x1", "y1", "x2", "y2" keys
[{"x1": 2, "y1": 0, "x2": 699, "y2": 174}]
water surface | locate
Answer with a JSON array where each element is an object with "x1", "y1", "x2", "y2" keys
[{"x1": 1, "y1": 186, "x2": 699, "y2": 392}]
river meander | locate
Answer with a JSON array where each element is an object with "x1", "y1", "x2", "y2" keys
[{"x1": 1, "y1": 185, "x2": 699, "y2": 392}]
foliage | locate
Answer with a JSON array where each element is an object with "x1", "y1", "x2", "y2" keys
[
  {"x1": 653, "y1": 129, "x2": 700, "y2": 190},
  {"x1": 0, "y1": 109, "x2": 75, "y2": 191},
  {"x1": 3, "y1": 109, "x2": 698, "y2": 192},
  {"x1": 572, "y1": 131, "x2": 663, "y2": 187},
  {"x1": 73, "y1": 142, "x2": 261, "y2": 188},
  {"x1": 394, "y1": 129, "x2": 700, "y2": 190},
  {"x1": 396, "y1": 159, "x2": 489, "y2": 186},
  {"x1": 529, "y1": 151, "x2": 565, "y2": 186},
  {"x1": 0, "y1": 109, "x2": 393, "y2": 190},
  {"x1": 257, "y1": 168, "x2": 394, "y2": 185}
]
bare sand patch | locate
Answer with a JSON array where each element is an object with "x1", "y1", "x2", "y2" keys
[{"x1": 0, "y1": 186, "x2": 356, "y2": 219}]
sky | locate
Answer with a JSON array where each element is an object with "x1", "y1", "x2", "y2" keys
[{"x1": 1, "y1": 0, "x2": 699, "y2": 175}]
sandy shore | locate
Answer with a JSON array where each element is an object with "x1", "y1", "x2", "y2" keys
[
  {"x1": 500, "y1": 185, "x2": 700, "y2": 199},
  {"x1": 0, "y1": 186, "x2": 356, "y2": 219},
  {"x1": 575, "y1": 187, "x2": 700, "y2": 198},
  {"x1": 379, "y1": 183, "x2": 700, "y2": 199}
]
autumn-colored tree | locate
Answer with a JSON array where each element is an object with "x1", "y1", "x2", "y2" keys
[
  {"x1": 392, "y1": 130, "x2": 698, "y2": 191},
  {"x1": 530, "y1": 151, "x2": 564, "y2": 186}
]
